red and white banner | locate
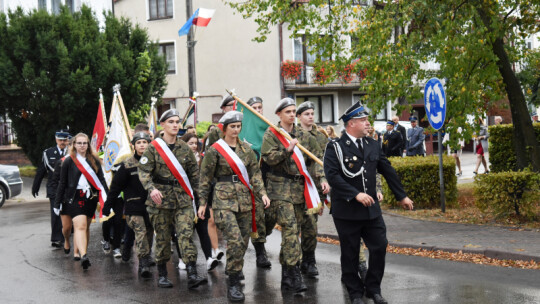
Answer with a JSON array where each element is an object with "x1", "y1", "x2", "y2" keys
[
  {"x1": 269, "y1": 128, "x2": 321, "y2": 211},
  {"x1": 72, "y1": 154, "x2": 108, "y2": 218},
  {"x1": 91, "y1": 96, "x2": 106, "y2": 152},
  {"x1": 193, "y1": 8, "x2": 215, "y2": 27},
  {"x1": 212, "y1": 139, "x2": 257, "y2": 235},
  {"x1": 151, "y1": 138, "x2": 197, "y2": 217}
]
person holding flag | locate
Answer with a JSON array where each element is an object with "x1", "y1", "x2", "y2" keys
[
  {"x1": 260, "y1": 98, "x2": 329, "y2": 293},
  {"x1": 295, "y1": 101, "x2": 330, "y2": 278},
  {"x1": 55, "y1": 133, "x2": 108, "y2": 270},
  {"x1": 197, "y1": 111, "x2": 270, "y2": 302},
  {"x1": 138, "y1": 109, "x2": 207, "y2": 290}
]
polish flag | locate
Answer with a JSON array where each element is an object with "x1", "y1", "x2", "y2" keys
[{"x1": 193, "y1": 8, "x2": 215, "y2": 27}]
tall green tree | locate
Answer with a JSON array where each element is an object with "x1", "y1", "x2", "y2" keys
[
  {"x1": 230, "y1": 0, "x2": 540, "y2": 171},
  {"x1": 0, "y1": 5, "x2": 167, "y2": 165}
]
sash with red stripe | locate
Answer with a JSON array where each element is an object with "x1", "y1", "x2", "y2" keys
[
  {"x1": 72, "y1": 154, "x2": 108, "y2": 218},
  {"x1": 151, "y1": 138, "x2": 197, "y2": 221},
  {"x1": 269, "y1": 128, "x2": 321, "y2": 212},
  {"x1": 212, "y1": 139, "x2": 258, "y2": 237}
]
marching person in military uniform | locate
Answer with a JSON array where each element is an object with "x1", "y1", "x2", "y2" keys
[
  {"x1": 381, "y1": 121, "x2": 403, "y2": 157},
  {"x1": 261, "y1": 98, "x2": 329, "y2": 293},
  {"x1": 245, "y1": 96, "x2": 273, "y2": 269},
  {"x1": 295, "y1": 101, "x2": 329, "y2": 278},
  {"x1": 198, "y1": 111, "x2": 271, "y2": 302},
  {"x1": 324, "y1": 101, "x2": 414, "y2": 304},
  {"x1": 32, "y1": 129, "x2": 71, "y2": 248},
  {"x1": 138, "y1": 109, "x2": 207, "y2": 290},
  {"x1": 103, "y1": 132, "x2": 154, "y2": 278}
]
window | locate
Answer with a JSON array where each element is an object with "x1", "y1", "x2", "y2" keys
[
  {"x1": 293, "y1": 35, "x2": 331, "y2": 83},
  {"x1": 354, "y1": 94, "x2": 387, "y2": 120},
  {"x1": 149, "y1": 0, "x2": 173, "y2": 20},
  {"x1": 66, "y1": 0, "x2": 74, "y2": 13},
  {"x1": 296, "y1": 95, "x2": 335, "y2": 124},
  {"x1": 158, "y1": 43, "x2": 176, "y2": 74},
  {"x1": 38, "y1": 0, "x2": 47, "y2": 10},
  {"x1": 52, "y1": 0, "x2": 61, "y2": 14}
]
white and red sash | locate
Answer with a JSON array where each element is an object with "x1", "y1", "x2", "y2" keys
[
  {"x1": 212, "y1": 139, "x2": 257, "y2": 236},
  {"x1": 269, "y1": 128, "x2": 321, "y2": 211},
  {"x1": 151, "y1": 138, "x2": 197, "y2": 218},
  {"x1": 72, "y1": 154, "x2": 108, "y2": 218}
]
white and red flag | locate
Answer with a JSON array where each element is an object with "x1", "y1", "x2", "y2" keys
[{"x1": 178, "y1": 8, "x2": 215, "y2": 36}]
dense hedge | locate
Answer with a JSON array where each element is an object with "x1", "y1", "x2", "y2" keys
[
  {"x1": 488, "y1": 123, "x2": 540, "y2": 172},
  {"x1": 474, "y1": 171, "x2": 540, "y2": 220},
  {"x1": 382, "y1": 155, "x2": 457, "y2": 209}
]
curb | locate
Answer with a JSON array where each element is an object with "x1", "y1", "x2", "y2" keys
[{"x1": 317, "y1": 233, "x2": 540, "y2": 263}]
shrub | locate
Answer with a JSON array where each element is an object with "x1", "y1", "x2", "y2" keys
[
  {"x1": 488, "y1": 123, "x2": 540, "y2": 172},
  {"x1": 196, "y1": 121, "x2": 213, "y2": 138},
  {"x1": 474, "y1": 171, "x2": 540, "y2": 220},
  {"x1": 382, "y1": 155, "x2": 458, "y2": 209}
]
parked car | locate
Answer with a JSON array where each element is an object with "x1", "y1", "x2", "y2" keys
[{"x1": 0, "y1": 164, "x2": 23, "y2": 208}]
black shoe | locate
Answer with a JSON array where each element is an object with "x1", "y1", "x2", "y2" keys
[
  {"x1": 367, "y1": 293, "x2": 388, "y2": 304},
  {"x1": 285, "y1": 266, "x2": 307, "y2": 293},
  {"x1": 254, "y1": 243, "x2": 272, "y2": 268},
  {"x1": 139, "y1": 256, "x2": 152, "y2": 279},
  {"x1": 157, "y1": 263, "x2": 173, "y2": 288},
  {"x1": 352, "y1": 298, "x2": 365, "y2": 304},
  {"x1": 81, "y1": 255, "x2": 91, "y2": 270},
  {"x1": 121, "y1": 247, "x2": 131, "y2": 262},
  {"x1": 227, "y1": 273, "x2": 245, "y2": 302},
  {"x1": 186, "y1": 262, "x2": 208, "y2": 289},
  {"x1": 358, "y1": 261, "x2": 368, "y2": 282},
  {"x1": 73, "y1": 254, "x2": 81, "y2": 261},
  {"x1": 64, "y1": 245, "x2": 70, "y2": 254},
  {"x1": 51, "y1": 241, "x2": 62, "y2": 249},
  {"x1": 281, "y1": 265, "x2": 293, "y2": 290}
]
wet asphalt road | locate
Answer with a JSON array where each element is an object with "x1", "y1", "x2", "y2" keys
[{"x1": 1, "y1": 199, "x2": 539, "y2": 304}]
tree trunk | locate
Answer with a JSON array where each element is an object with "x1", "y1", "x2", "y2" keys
[{"x1": 477, "y1": 7, "x2": 540, "y2": 172}]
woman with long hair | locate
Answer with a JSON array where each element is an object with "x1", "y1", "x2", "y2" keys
[
  {"x1": 325, "y1": 125, "x2": 339, "y2": 140},
  {"x1": 55, "y1": 133, "x2": 108, "y2": 269},
  {"x1": 198, "y1": 111, "x2": 270, "y2": 301}
]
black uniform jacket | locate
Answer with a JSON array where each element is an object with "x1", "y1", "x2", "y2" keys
[
  {"x1": 382, "y1": 130, "x2": 403, "y2": 157},
  {"x1": 324, "y1": 133, "x2": 406, "y2": 221},
  {"x1": 105, "y1": 154, "x2": 148, "y2": 216},
  {"x1": 32, "y1": 146, "x2": 66, "y2": 198},
  {"x1": 55, "y1": 156, "x2": 108, "y2": 207}
]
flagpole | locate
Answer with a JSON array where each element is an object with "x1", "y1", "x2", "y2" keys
[
  {"x1": 113, "y1": 84, "x2": 133, "y2": 142},
  {"x1": 227, "y1": 90, "x2": 323, "y2": 166},
  {"x1": 181, "y1": 102, "x2": 194, "y2": 128},
  {"x1": 186, "y1": 0, "x2": 197, "y2": 115}
]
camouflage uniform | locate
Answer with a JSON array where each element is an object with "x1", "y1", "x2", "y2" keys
[
  {"x1": 126, "y1": 215, "x2": 153, "y2": 258},
  {"x1": 138, "y1": 138, "x2": 200, "y2": 265},
  {"x1": 204, "y1": 127, "x2": 224, "y2": 151},
  {"x1": 260, "y1": 123, "x2": 326, "y2": 267},
  {"x1": 199, "y1": 140, "x2": 267, "y2": 274}
]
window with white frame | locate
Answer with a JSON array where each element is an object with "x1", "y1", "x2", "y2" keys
[
  {"x1": 158, "y1": 43, "x2": 176, "y2": 74},
  {"x1": 353, "y1": 94, "x2": 387, "y2": 120},
  {"x1": 38, "y1": 0, "x2": 47, "y2": 10},
  {"x1": 52, "y1": 0, "x2": 61, "y2": 14},
  {"x1": 149, "y1": 0, "x2": 173, "y2": 20},
  {"x1": 296, "y1": 95, "x2": 335, "y2": 124}
]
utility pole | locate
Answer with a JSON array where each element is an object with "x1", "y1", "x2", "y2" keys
[{"x1": 186, "y1": 0, "x2": 197, "y2": 128}]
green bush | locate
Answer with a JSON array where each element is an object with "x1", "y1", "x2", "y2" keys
[
  {"x1": 382, "y1": 155, "x2": 458, "y2": 209},
  {"x1": 474, "y1": 171, "x2": 540, "y2": 220},
  {"x1": 488, "y1": 123, "x2": 540, "y2": 172},
  {"x1": 18, "y1": 166, "x2": 36, "y2": 178},
  {"x1": 196, "y1": 121, "x2": 213, "y2": 138}
]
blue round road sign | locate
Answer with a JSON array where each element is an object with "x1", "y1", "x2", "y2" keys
[{"x1": 424, "y1": 78, "x2": 446, "y2": 130}]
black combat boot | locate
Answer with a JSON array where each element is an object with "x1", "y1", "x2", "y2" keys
[
  {"x1": 157, "y1": 263, "x2": 173, "y2": 288},
  {"x1": 303, "y1": 251, "x2": 318, "y2": 277},
  {"x1": 254, "y1": 242, "x2": 272, "y2": 268},
  {"x1": 227, "y1": 273, "x2": 245, "y2": 302},
  {"x1": 139, "y1": 256, "x2": 152, "y2": 279},
  {"x1": 281, "y1": 265, "x2": 293, "y2": 290},
  {"x1": 121, "y1": 246, "x2": 131, "y2": 262},
  {"x1": 291, "y1": 266, "x2": 307, "y2": 293},
  {"x1": 186, "y1": 262, "x2": 208, "y2": 289}
]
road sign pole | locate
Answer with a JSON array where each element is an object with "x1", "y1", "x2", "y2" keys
[{"x1": 438, "y1": 130, "x2": 445, "y2": 212}]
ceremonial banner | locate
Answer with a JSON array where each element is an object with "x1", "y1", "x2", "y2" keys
[
  {"x1": 91, "y1": 92, "x2": 107, "y2": 151},
  {"x1": 237, "y1": 102, "x2": 268, "y2": 156},
  {"x1": 148, "y1": 104, "x2": 158, "y2": 136},
  {"x1": 103, "y1": 96, "x2": 131, "y2": 186}
]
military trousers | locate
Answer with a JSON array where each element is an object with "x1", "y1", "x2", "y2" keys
[
  {"x1": 214, "y1": 209, "x2": 251, "y2": 274},
  {"x1": 251, "y1": 197, "x2": 279, "y2": 244},
  {"x1": 147, "y1": 206, "x2": 197, "y2": 265},
  {"x1": 126, "y1": 215, "x2": 154, "y2": 258},
  {"x1": 300, "y1": 212, "x2": 318, "y2": 254},
  {"x1": 276, "y1": 201, "x2": 304, "y2": 267}
]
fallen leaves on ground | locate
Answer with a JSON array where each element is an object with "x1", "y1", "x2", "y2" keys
[{"x1": 316, "y1": 236, "x2": 540, "y2": 270}]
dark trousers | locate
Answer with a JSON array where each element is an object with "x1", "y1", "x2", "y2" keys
[
  {"x1": 123, "y1": 222, "x2": 135, "y2": 252},
  {"x1": 49, "y1": 197, "x2": 64, "y2": 243},
  {"x1": 102, "y1": 201, "x2": 125, "y2": 250},
  {"x1": 333, "y1": 215, "x2": 388, "y2": 300}
]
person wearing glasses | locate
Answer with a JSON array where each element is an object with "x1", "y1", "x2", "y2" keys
[
  {"x1": 55, "y1": 133, "x2": 108, "y2": 270},
  {"x1": 32, "y1": 128, "x2": 71, "y2": 249}
]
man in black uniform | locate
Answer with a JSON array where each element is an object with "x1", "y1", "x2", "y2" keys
[
  {"x1": 381, "y1": 121, "x2": 403, "y2": 157},
  {"x1": 32, "y1": 129, "x2": 71, "y2": 248},
  {"x1": 324, "y1": 102, "x2": 414, "y2": 304}
]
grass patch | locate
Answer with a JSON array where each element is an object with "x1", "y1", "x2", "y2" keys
[
  {"x1": 382, "y1": 182, "x2": 540, "y2": 230},
  {"x1": 18, "y1": 166, "x2": 37, "y2": 177}
]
